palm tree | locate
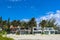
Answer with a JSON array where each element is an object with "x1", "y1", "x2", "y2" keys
[
  {"x1": 2, "y1": 20, "x2": 8, "y2": 31},
  {"x1": 0, "y1": 16, "x2": 3, "y2": 28},
  {"x1": 17, "y1": 20, "x2": 21, "y2": 26},
  {"x1": 46, "y1": 18, "x2": 57, "y2": 29},
  {"x1": 28, "y1": 17, "x2": 37, "y2": 34},
  {"x1": 7, "y1": 18, "x2": 10, "y2": 33},
  {"x1": 39, "y1": 20, "x2": 47, "y2": 34},
  {"x1": 7, "y1": 18, "x2": 10, "y2": 28},
  {"x1": 11, "y1": 20, "x2": 18, "y2": 27},
  {"x1": 19, "y1": 21, "x2": 28, "y2": 28},
  {"x1": 22, "y1": 22, "x2": 28, "y2": 28},
  {"x1": 0, "y1": 16, "x2": 2, "y2": 23}
]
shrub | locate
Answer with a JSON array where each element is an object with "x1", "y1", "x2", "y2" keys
[
  {"x1": 0, "y1": 35, "x2": 14, "y2": 40},
  {"x1": 0, "y1": 30, "x2": 7, "y2": 35}
]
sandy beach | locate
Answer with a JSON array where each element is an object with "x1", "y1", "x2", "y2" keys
[{"x1": 6, "y1": 34, "x2": 60, "y2": 40}]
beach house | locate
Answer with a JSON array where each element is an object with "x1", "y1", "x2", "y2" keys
[
  {"x1": 33, "y1": 27, "x2": 58, "y2": 34},
  {"x1": 10, "y1": 25, "x2": 31, "y2": 34}
]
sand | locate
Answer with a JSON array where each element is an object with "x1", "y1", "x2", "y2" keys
[{"x1": 6, "y1": 34, "x2": 60, "y2": 40}]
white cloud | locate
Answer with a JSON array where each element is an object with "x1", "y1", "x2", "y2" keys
[
  {"x1": 21, "y1": 19, "x2": 29, "y2": 22},
  {"x1": 46, "y1": 11, "x2": 54, "y2": 15},
  {"x1": 20, "y1": 10, "x2": 60, "y2": 25},
  {"x1": 38, "y1": 10, "x2": 60, "y2": 25},
  {"x1": 9, "y1": 0, "x2": 22, "y2": 2},
  {"x1": 9, "y1": 0, "x2": 26, "y2": 2},
  {"x1": 7, "y1": 6, "x2": 22, "y2": 8},
  {"x1": 7, "y1": 6, "x2": 12, "y2": 8}
]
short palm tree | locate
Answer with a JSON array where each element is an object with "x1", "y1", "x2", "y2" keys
[
  {"x1": 11, "y1": 20, "x2": 18, "y2": 27},
  {"x1": 2, "y1": 20, "x2": 8, "y2": 31},
  {"x1": 39, "y1": 20, "x2": 47, "y2": 34}
]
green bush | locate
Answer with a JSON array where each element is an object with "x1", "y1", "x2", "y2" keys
[
  {"x1": 0, "y1": 30, "x2": 7, "y2": 35},
  {"x1": 0, "y1": 35, "x2": 14, "y2": 40}
]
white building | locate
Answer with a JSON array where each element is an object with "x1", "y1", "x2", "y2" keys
[{"x1": 33, "y1": 27, "x2": 58, "y2": 34}]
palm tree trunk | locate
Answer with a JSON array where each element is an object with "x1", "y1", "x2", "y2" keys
[
  {"x1": 31, "y1": 27, "x2": 33, "y2": 34},
  {"x1": 42, "y1": 28, "x2": 44, "y2": 34}
]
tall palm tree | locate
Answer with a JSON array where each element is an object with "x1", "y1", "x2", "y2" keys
[
  {"x1": 7, "y1": 18, "x2": 10, "y2": 33},
  {"x1": 39, "y1": 20, "x2": 47, "y2": 34},
  {"x1": 0, "y1": 16, "x2": 3, "y2": 28},
  {"x1": 7, "y1": 18, "x2": 10, "y2": 28},
  {"x1": 28, "y1": 17, "x2": 37, "y2": 34},
  {"x1": 0, "y1": 16, "x2": 2, "y2": 23}
]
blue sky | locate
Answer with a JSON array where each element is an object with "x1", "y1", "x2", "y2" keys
[{"x1": 0, "y1": 0, "x2": 60, "y2": 20}]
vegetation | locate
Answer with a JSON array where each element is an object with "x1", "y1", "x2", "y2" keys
[
  {"x1": 0, "y1": 30, "x2": 7, "y2": 35},
  {"x1": 28, "y1": 18, "x2": 37, "y2": 34},
  {"x1": 0, "y1": 35, "x2": 14, "y2": 40},
  {"x1": 46, "y1": 18, "x2": 57, "y2": 29},
  {"x1": 0, "y1": 16, "x2": 58, "y2": 35},
  {"x1": 39, "y1": 20, "x2": 47, "y2": 34},
  {"x1": 39, "y1": 18, "x2": 58, "y2": 34}
]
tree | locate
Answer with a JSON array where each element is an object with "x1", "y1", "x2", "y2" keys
[
  {"x1": 7, "y1": 18, "x2": 10, "y2": 33},
  {"x1": 17, "y1": 20, "x2": 21, "y2": 26},
  {"x1": 28, "y1": 17, "x2": 37, "y2": 34},
  {"x1": 0, "y1": 16, "x2": 3, "y2": 28},
  {"x1": 19, "y1": 21, "x2": 28, "y2": 28},
  {"x1": 11, "y1": 20, "x2": 18, "y2": 27},
  {"x1": 11, "y1": 20, "x2": 21, "y2": 27},
  {"x1": 39, "y1": 20, "x2": 47, "y2": 34},
  {"x1": 0, "y1": 16, "x2": 2, "y2": 23},
  {"x1": 46, "y1": 18, "x2": 57, "y2": 29},
  {"x1": 7, "y1": 18, "x2": 10, "y2": 28},
  {"x1": 2, "y1": 20, "x2": 8, "y2": 31}
]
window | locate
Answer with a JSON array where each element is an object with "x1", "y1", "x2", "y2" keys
[{"x1": 50, "y1": 31, "x2": 54, "y2": 34}]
